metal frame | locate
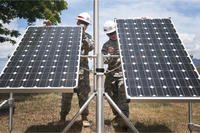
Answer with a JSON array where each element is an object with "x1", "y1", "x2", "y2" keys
[
  {"x1": 0, "y1": 87, "x2": 74, "y2": 93},
  {"x1": 128, "y1": 97, "x2": 200, "y2": 102},
  {"x1": 62, "y1": 91, "x2": 139, "y2": 133},
  {"x1": 115, "y1": 18, "x2": 200, "y2": 132},
  {"x1": 115, "y1": 18, "x2": 200, "y2": 101}
]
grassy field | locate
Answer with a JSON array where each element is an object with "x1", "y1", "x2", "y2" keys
[{"x1": 0, "y1": 93, "x2": 200, "y2": 133}]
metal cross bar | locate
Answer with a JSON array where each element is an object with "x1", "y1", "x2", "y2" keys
[
  {"x1": 103, "y1": 55, "x2": 120, "y2": 58},
  {"x1": 80, "y1": 55, "x2": 97, "y2": 58}
]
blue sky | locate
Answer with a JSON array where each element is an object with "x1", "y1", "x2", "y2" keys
[{"x1": 0, "y1": 0, "x2": 200, "y2": 71}]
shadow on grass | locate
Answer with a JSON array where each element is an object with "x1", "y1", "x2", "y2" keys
[
  {"x1": 24, "y1": 120, "x2": 83, "y2": 133},
  {"x1": 105, "y1": 119, "x2": 172, "y2": 133},
  {"x1": 25, "y1": 120, "x2": 173, "y2": 133},
  {"x1": 0, "y1": 93, "x2": 10, "y2": 101},
  {"x1": 135, "y1": 122, "x2": 172, "y2": 133}
]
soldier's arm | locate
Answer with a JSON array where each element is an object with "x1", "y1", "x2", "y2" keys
[
  {"x1": 101, "y1": 44, "x2": 107, "y2": 55},
  {"x1": 87, "y1": 34, "x2": 94, "y2": 51},
  {"x1": 82, "y1": 33, "x2": 94, "y2": 51},
  {"x1": 101, "y1": 44, "x2": 111, "y2": 64}
]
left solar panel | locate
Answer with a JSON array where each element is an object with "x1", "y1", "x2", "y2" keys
[{"x1": 0, "y1": 26, "x2": 82, "y2": 93}]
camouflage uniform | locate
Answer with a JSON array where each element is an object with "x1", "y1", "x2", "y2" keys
[
  {"x1": 60, "y1": 32, "x2": 94, "y2": 120},
  {"x1": 102, "y1": 39, "x2": 129, "y2": 118}
]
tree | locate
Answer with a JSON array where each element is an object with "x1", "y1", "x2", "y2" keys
[{"x1": 0, "y1": 0, "x2": 68, "y2": 44}]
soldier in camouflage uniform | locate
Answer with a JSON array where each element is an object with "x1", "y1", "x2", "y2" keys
[
  {"x1": 59, "y1": 12, "x2": 94, "y2": 126},
  {"x1": 102, "y1": 20, "x2": 129, "y2": 129}
]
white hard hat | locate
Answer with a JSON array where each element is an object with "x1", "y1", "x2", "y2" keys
[
  {"x1": 103, "y1": 20, "x2": 116, "y2": 34},
  {"x1": 76, "y1": 12, "x2": 91, "y2": 24}
]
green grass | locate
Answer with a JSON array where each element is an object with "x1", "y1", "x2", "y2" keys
[{"x1": 0, "y1": 93, "x2": 200, "y2": 133}]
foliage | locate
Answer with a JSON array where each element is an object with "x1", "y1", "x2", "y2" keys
[{"x1": 0, "y1": 0, "x2": 68, "y2": 44}]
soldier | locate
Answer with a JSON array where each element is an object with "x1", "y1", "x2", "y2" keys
[
  {"x1": 102, "y1": 20, "x2": 129, "y2": 130},
  {"x1": 59, "y1": 12, "x2": 94, "y2": 126}
]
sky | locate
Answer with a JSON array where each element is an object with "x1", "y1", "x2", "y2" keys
[{"x1": 0, "y1": 0, "x2": 200, "y2": 70}]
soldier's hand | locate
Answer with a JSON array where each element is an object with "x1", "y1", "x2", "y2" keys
[
  {"x1": 43, "y1": 20, "x2": 52, "y2": 26},
  {"x1": 105, "y1": 53, "x2": 113, "y2": 63}
]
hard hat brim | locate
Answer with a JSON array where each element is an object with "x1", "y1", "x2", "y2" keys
[
  {"x1": 105, "y1": 28, "x2": 116, "y2": 34},
  {"x1": 76, "y1": 17, "x2": 90, "y2": 24}
]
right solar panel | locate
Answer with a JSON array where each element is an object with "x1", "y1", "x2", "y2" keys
[{"x1": 116, "y1": 19, "x2": 200, "y2": 100}]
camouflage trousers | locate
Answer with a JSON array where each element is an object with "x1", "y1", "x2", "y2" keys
[
  {"x1": 60, "y1": 69, "x2": 90, "y2": 119},
  {"x1": 105, "y1": 75, "x2": 129, "y2": 118}
]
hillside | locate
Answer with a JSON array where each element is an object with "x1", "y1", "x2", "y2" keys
[
  {"x1": 196, "y1": 66, "x2": 200, "y2": 74},
  {"x1": 193, "y1": 58, "x2": 200, "y2": 67}
]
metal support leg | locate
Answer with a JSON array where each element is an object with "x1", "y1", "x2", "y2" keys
[
  {"x1": 188, "y1": 101, "x2": 192, "y2": 133},
  {"x1": 0, "y1": 100, "x2": 8, "y2": 108},
  {"x1": 188, "y1": 101, "x2": 200, "y2": 133},
  {"x1": 62, "y1": 92, "x2": 96, "y2": 133},
  {"x1": 104, "y1": 93, "x2": 139, "y2": 133},
  {"x1": 8, "y1": 92, "x2": 14, "y2": 133}
]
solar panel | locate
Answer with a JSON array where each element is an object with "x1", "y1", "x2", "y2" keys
[
  {"x1": 0, "y1": 26, "x2": 82, "y2": 93},
  {"x1": 116, "y1": 19, "x2": 200, "y2": 100}
]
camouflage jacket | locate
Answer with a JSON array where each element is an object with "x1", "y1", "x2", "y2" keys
[
  {"x1": 80, "y1": 32, "x2": 94, "y2": 69},
  {"x1": 101, "y1": 39, "x2": 122, "y2": 78}
]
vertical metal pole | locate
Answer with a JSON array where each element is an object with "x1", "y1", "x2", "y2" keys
[
  {"x1": 93, "y1": 1, "x2": 97, "y2": 92},
  {"x1": 189, "y1": 101, "x2": 192, "y2": 124},
  {"x1": 94, "y1": 0, "x2": 104, "y2": 133},
  {"x1": 8, "y1": 92, "x2": 13, "y2": 133},
  {"x1": 96, "y1": 55, "x2": 104, "y2": 133},
  {"x1": 188, "y1": 101, "x2": 192, "y2": 133}
]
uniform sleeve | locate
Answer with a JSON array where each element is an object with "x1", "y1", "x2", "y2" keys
[
  {"x1": 82, "y1": 33, "x2": 94, "y2": 51},
  {"x1": 101, "y1": 43, "x2": 108, "y2": 55},
  {"x1": 101, "y1": 42, "x2": 111, "y2": 64}
]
